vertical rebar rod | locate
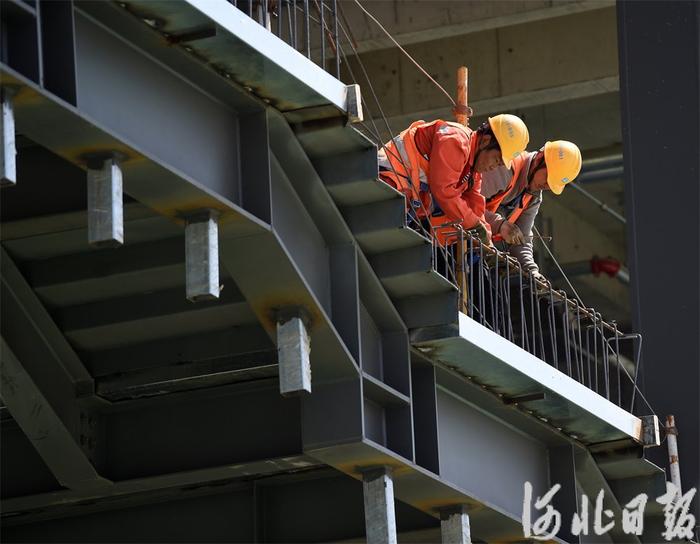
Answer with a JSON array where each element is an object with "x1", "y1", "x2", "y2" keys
[
  {"x1": 613, "y1": 322, "x2": 622, "y2": 407},
  {"x1": 319, "y1": 0, "x2": 325, "y2": 69},
  {"x1": 518, "y1": 268, "x2": 527, "y2": 350},
  {"x1": 585, "y1": 325, "x2": 592, "y2": 388},
  {"x1": 478, "y1": 244, "x2": 485, "y2": 326},
  {"x1": 493, "y1": 253, "x2": 500, "y2": 334},
  {"x1": 562, "y1": 294, "x2": 572, "y2": 377},
  {"x1": 332, "y1": 0, "x2": 340, "y2": 77},
  {"x1": 468, "y1": 236, "x2": 474, "y2": 319},
  {"x1": 529, "y1": 275, "x2": 537, "y2": 356},
  {"x1": 548, "y1": 288, "x2": 558, "y2": 370},
  {"x1": 600, "y1": 313, "x2": 610, "y2": 400},
  {"x1": 303, "y1": 0, "x2": 310, "y2": 57},
  {"x1": 277, "y1": 0, "x2": 283, "y2": 37},
  {"x1": 592, "y1": 313, "x2": 599, "y2": 394},
  {"x1": 504, "y1": 260, "x2": 511, "y2": 341},
  {"x1": 292, "y1": 0, "x2": 297, "y2": 49}
]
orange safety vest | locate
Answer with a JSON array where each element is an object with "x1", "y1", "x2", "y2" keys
[
  {"x1": 378, "y1": 119, "x2": 476, "y2": 217},
  {"x1": 486, "y1": 154, "x2": 535, "y2": 241}
]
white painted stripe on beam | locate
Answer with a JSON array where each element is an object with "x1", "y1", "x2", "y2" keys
[
  {"x1": 456, "y1": 312, "x2": 643, "y2": 443},
  {"x1": 183, "y1": 0, "x2": 348, "y2": 111}
]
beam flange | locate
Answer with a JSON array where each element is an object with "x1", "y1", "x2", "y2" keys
[
  {"x1": 87, "y1": 157, "x2": 124, "y2": 247},
  {"x1": 1, "y1": 86, "x2": 17, "y2": 186}
]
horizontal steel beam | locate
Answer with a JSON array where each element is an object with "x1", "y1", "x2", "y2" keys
[
  {"x1": 415, "y1": 313, "x2": 645, "y2": 446},
  {"x1": 2, "y1": 454, "x2": 324, "y2": 526},
  {"x1": 86, "y1": 325, "x2": 273, "y2": 378},
  {"x1": 56, "y1": 283, "x2": 254, "y2": 352},
  {"x1": 96, "y1": 357, "x2": 278, "y2": 402},
  {"x1": 306, "y1": 439, "x2": 531, "y2": 543},
  {"x1": 0, "y1": 246, "x2": 93, "y2": 393},
  {"x1": 0, "y1": 65, "x2": 268, "y2": 231},
  {"x1": 0, "y1": 338, "x2": 111, "y2": 492},
  {"x1": 177, "y1": 0, "x2": 349, "y2": 111}
]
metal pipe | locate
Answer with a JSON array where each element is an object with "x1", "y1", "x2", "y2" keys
[
  {"x1": 576, "y1": 166, "x2": 623, "y2": 183},
  {"x1": 666, "y1": 415, "x2": 682, "y2": 495},
  {"x1": 570, "y1": 182, "x2": 627, "y2": 224}
]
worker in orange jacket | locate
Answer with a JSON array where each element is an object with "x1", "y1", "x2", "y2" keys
[
  {"x1": 377, "y1": 114, "x2": 529, "y2": 244},
  {"x1": 481, "y1": 140, "x2": 582, "y2": 279}
]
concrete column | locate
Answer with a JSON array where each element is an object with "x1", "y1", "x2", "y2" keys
[
  {"x1": 185, "y1": 210, "x2": 220, "y2": 302},
  {"x1": 440, "y1": 505, "x2": 471, "y2": 544},
  {"x1": 1, "y1": 87, "x2": 17, "y2": 187},
  {"x1": 362, "y1": 467, "x2": 397, "y2": 544},
  {"x1": 277, "y1": 312, "x2": 311, "y2": 395},
  {"x1": 87, "y1": 158, "x2": 124, "y2": 247}
]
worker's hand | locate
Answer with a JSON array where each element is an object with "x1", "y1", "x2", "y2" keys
[
  {"x1": 471, "y1": 222, "x2": 492, "y2": 246},
  {"x1": 500, "y1": 221, "x2": 525, "y2": 245},
  {"x1": 531, "y1": 270, "x2": 550, "y2": 291},
  {"x1": 531, "y1": 270, "x2": 547, "y2": 283}
]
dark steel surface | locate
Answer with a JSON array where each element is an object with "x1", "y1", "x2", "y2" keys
[{"x1": 618, "y1": 1, "x2": 700, "y2": 517}]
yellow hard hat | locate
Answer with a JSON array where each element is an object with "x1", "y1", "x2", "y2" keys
[
  {"x1": 488, "y1": 114, "x2": 529, "y2": 169},
  {"x1": 543, "y1": 140, "x2": 582, "y2": 195}
]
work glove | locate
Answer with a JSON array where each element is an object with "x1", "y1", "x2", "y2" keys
[
  {"x1": 530, "y1": 270, "x2": 550, "y2": 293},
  {"x1": 499, "y1": 221, "x2": 525, "y2": 245},
  {"x1": 471, "y1": 222, "x2": 492, "y2": 246},
  {"x1": 531, "y1": 270, "x2": 547, "y2": 283}
]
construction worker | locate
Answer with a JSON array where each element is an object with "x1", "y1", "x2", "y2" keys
[
  {"x1": 481, "y1": 140, "x2": 582, "y2": 279},
  {"x1": 377, "y1": 114, "x2": 529, "y2": 244}
]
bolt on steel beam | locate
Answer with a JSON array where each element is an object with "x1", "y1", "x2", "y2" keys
[
  {"x1": 87, "y1": 157, "x2": 124, "y2": 247},
  {"x1": 277, "y1": 311, "x2": 311, "y2": 396},
  {"x1": 440, "y1": 505, "x2": 471, "y2": 544},
  {"x1": 361, "y1": 466, "x2": 397, "y2": 544},
  {"x1": 1, "y1": 87, "x2": 17, "y2": 187},
  {"x1": 185, "y1": 210, "x2": 220, "y2": 302}
]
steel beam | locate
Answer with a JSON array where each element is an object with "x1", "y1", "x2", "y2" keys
[
  {"x1": 87, "y1": 157, "x2": 124, "y2": 247},
  {"x1": 86, "y1": 325, "x2": 272, "y2": 378},
  {"x1": 549, "y1": 445, "x2": 581, "y2": 543},
  {"x1": 2, "y1": 455, "x2": 324, "y2": 527},
  {"x1": 415, "y1": 313, "x2": 647, "y2": 446},
  {"x1": 440, "y1": 506, "x2": 471, "y2": 544},
  {"x1": 618, "y1": 0, "x2": 700, "y2": 511},
  {"x1": 56, "y1": 283, "x2": 253, "y2": 352},
  {"x1": 0, "y1": 338, "x2": 111, "y2": 492},
  {"x1": 277, "y1": 313, "x2": 312, "y2": 396},
  {"x1": 0, "y1": 246, "x2": 93, "y2": 393},
  {"x1": 1, "y1": 86, "x2": 17, "y2": 186},
  {"x1": 185, "y1": 210, "x2": 220, "y2": 301},
  {"x1": 362, "y1": 466, "x2": 397, "y2": 544}
]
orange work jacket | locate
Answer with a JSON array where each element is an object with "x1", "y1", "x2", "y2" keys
[
  {"x1": 486, "y1": 154, "x2": 535, "y2": 241},
  {"x1": 378, "y1": 120, "x2": 488, "y2": 246}
]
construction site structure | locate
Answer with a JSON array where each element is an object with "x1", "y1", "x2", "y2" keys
[{"x1": 0, "y1": 1, "x2": 698, "y2": 543}]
